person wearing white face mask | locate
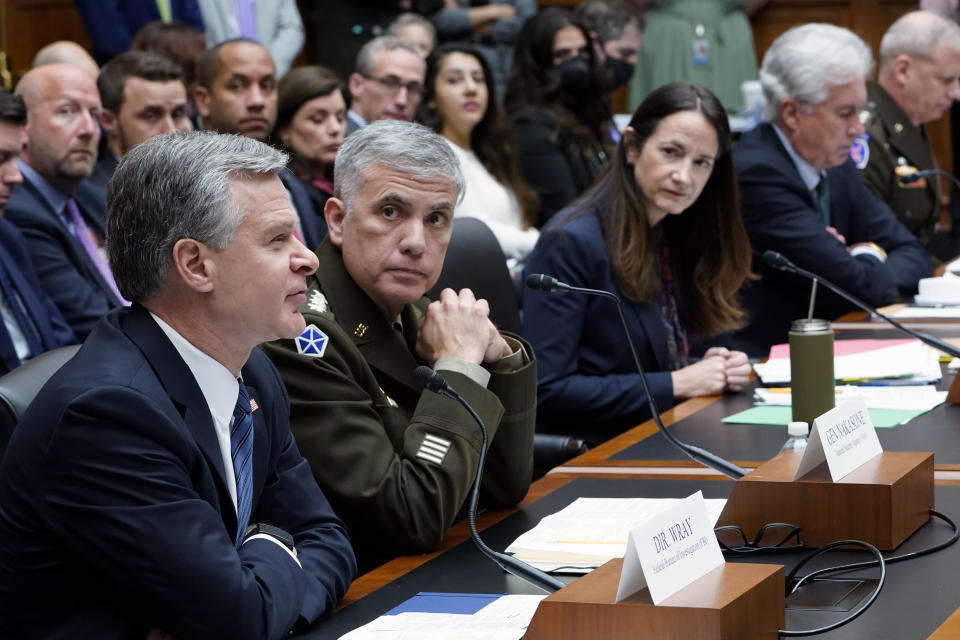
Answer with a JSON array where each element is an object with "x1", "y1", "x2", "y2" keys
[
  {"x1": 523, "y1": 81, "x2": 753, "y2": 446},
  {"x1": 417, "y1": 43, "x2": 538, "y2": 271}
]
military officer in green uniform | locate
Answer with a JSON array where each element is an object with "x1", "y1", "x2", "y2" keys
[
  {"x1": 261, "y1": 120, "x2": 536, "y2": 572},
  {"x1": 855, "y1": 10, "x2": 960, "y2": 255}
]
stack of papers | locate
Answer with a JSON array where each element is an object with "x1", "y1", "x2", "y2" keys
[
  {"x1": 753, "y1": 339, "x2": 941, "y2": 386},
  {"x1": 753, "y1": 385, "x2": 946, "y2": 411},
  {"x1": 504, "y1": 498, "x2": 726, "y2": 573},
  {"x1": 338, "y1": 594, "x2": 545, "y2": 640}
]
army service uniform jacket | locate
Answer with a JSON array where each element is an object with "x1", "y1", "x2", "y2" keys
[
  {"x1": 858, "y1": 82, "x2": 940, "y2": 249},
  {"x1": 261, "y1": 239, "x2": 537, "y2": 571}
]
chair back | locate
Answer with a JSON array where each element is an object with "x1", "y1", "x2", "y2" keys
[
  {"x1": 0, "y1": 345, "x2": 80, "y2": 456},
  {"x1": 428, "y1": 217, "x2": 521, "y2": 334}
]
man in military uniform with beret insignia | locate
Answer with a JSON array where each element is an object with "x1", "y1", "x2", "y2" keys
[
  {"x1": 856, "y1": 11, "x2": 960, "y2": 256},
  {"x1": 261, "y1": 120, "x2": 536, "y2": 572}
]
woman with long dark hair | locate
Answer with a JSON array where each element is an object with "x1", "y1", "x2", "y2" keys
[
  {"x1": 505, "y1": 8, "x2": 612, "y2": 227},
  {"x1": 523, "y1": 81, "x2": 753, "y2": 445},
  {"x1": 418, "y1": 43, "x2": 538, "y2": 268}
]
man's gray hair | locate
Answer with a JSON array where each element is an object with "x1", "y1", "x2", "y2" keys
[
  {"x1": 880, "y1": 11, "x2": 960, "y2": 68},
  {"x1": 354, "y1": 35, "x2": 421, "y2": 77},
  {"x1": 334, "y1": 119, "x2": 464, "y2": 207},
  {"x1": 760, "y1": 23, "x2": 874, "y2": 122},
  {"x1": 106, "y1": 130, "x2": 288, "y2": 302}
]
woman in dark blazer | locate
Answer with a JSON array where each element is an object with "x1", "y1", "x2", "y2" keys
[
  {"x1": 273, "y1": 66, "x2": 346, "y2": 218},
  {"x1": 523, "y1": 81, "x2": 753, "y2": 445}
]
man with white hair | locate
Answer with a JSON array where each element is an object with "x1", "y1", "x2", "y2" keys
[
  {"x1": 856, "y1": 11, "x2": 960, "y2": 253},
  {"x1": 732, "y1": 23, "x2": 930, "y2": 356}
]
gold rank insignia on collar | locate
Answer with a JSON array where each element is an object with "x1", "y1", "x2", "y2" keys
[
  {"x1": 894, "y1": 122, "x2": 904, "y2": 133},
  {"x1": 354, "y1": 322, "x2": 368, "y2": 338},
  {"x1": 378, "y1": 387, "x2": 398, "y2": 407}
]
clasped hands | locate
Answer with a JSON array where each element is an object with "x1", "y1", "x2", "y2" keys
[{"x1": 416, "y1": 288, "x2": 511, "y2": 365}]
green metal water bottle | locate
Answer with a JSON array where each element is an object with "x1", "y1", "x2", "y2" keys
[{"x1": 789, "y1": 319, "x2": 835, "y2": 426}]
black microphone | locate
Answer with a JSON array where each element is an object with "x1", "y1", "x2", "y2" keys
[
  {"x1": 413, "y1": 366, "x2": 565, "y2": 593},
  {"x1": 761, "y1": 250, "x2": 960, "y2": 359},
  {"x1": 897, "y1": 168, "x2": 960, "y2": 196},
  {"x1": 524, "y1": 275, "x2": 748, "y2": 480}
]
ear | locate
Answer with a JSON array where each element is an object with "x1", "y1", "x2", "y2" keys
[
  {"x1": 324, "y1": 197, "x2": 347, "y2": 247},
  {"x1": 193, "y1": 85, "x2": 212, "y2": 119},
  {"x1": 779, "y1": 98, "x2": 802, "y2": 135},
  {"x1": 623, "y1": 126, "x2": 639, "y2": 164},
  {"x1": 100, "y1": 108, "x2": 118, "y2": 135},
  {"x1": 171, "y1": 238, "x2": 215, "y2": 293},
  {"x1": 348, "y1": 72, "x2": 365, "y2": 101},
  {"x1": 890, "y1": 54, "x2": 913, "y2": 88}
]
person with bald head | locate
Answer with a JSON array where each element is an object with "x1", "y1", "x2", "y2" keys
[
  {"x1": 7, "y1": 63, "x2": 125, "y2": 339},
  {"x1": 196, "y1": 38, "x2": 327, "y2": 249},
  {"x1": 31, "y1": 41, "x2": 99, "y2": 80},
  {"x1": 0, "y1": 89, "x2": 75, "y2": 377},
  {"x1": 856, "y1": 11, "x2": 960, "y2": 257}
]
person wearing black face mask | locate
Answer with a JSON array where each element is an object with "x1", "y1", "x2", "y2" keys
[
  {"x1": 505, "y1": 8, "x2": 613, "y2": 228},
  {"x1": 575, "y1": 0, "x2": 642, "y2": 94}
]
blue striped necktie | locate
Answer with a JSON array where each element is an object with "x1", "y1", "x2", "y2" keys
[{"x1": 232, "y1": 381, "x2": 255, "y2": 548}]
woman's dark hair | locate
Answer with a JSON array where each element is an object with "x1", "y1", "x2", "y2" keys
[
  {"x1": 418, "y1": 43, "x2": 538, "y2": 228},
  {"x1": 572, "y1": 81, "x2": 752, "y2": 336},
  {"x1": 272, "y1": 65, "x2": 345, "y2": 176},
  {"x1": 130, "y1": 20, "x2": 206, "y2": 90},
  {"x1": 504, "y1": 8, "x2": 610, "y2": 138}
]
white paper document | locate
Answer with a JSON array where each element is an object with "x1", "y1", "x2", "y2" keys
[
  {"x1": 754, "y1": 385, "x2": 947, "y2": 411},
  {"x1": 337, "y1": 595, "x2": 545, "y2": 640},
  {"x1": 505, "y1": 497, "x2": 726, "y2": 572}
]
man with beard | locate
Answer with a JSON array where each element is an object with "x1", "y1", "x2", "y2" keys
[
  {"x1": 90, "y1": 51, "x2": 192, "y2": 191},
  {"x1": 0, "y1": 89, "x2": 75, "y2": 375},
  {"x1": 7, "y1": 63, "x2": 125, "y2": 339}
]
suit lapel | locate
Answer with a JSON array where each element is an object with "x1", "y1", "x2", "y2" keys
[{"x1": 120, "y1": 305, "x2": 235, "y2": 524}]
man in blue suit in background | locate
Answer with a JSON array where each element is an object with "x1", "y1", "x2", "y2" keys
[
  {"x1": 733, "y1": 23, "x2": 931, "y2": 356},
  {"x1": 7, "y1": 63, "x2": 125, "y2": 339},
  {"x1": 0, "y1": 89, "x2": 75, "y2": 375},
  {"x1": 0, "y1": 130, "x2": 356, "y2": 638}
]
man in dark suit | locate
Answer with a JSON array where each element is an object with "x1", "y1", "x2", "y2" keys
[
  {"x1": 261, "y1": 120, "x2": 536, "y2": 572},
  {"x1": 195, "y1": 39, "x2": 327, "y2": 249},
  {"x1": 345, "y1": 35, "x2": 425, "y2": 136},
  {"x1": 733, "y1": 23, "x2": 930, "y2": 356},
  {"x1": 89, "y1": 51, "x2": 192, "y2": 192},
  {"x1": 0, "y1": 90, "x2": 75, "y2": 375},
  {"x1": 0, "y1": 130, "x2": 356, "y2": 638},
  {"x1": 7, "y1": 63, "x2": 125, "y2": 339},
  {"x1": 73, "y1": 0, "x2": 206, "y2": 65}
]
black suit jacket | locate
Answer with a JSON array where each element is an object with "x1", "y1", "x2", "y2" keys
[
  {"x1": 732, "y1": 123, "x2": 931, "y2": 355},
  {"x1": 0, "y1": 305, "x2": 356, "y2": 638},
  {"x1": 280, "y1": 169, "x2": 327, "y2": 251},
  {"x1": 0, "y1": 218, "x2": 76, "y2": 374},
  {"x1": 5, "y1": 176, "x2": 122, "y2": 339}
]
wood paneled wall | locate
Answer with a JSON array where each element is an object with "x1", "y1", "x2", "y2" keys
[{"x1": 0, "y1": 0, "x2": 91, "y2": 89}]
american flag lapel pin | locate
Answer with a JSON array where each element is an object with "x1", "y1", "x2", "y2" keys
[{"x1": 249, "y1": 398, "x2": 259, "y2": 412}]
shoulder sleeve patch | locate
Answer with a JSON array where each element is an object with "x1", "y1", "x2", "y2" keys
[
  {"x1": 295, "y1": 324, "x2": 328, "y2": 357},
  {"x1": 849, "y1": 134, "x2": 870, "y2": 170}
]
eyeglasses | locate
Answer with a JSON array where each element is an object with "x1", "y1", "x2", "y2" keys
[
  {"x1": 714, "y1": 523, "x2": 803, "y2": 554},
  {"x1": 363, "y1": 74, "x2": 423, "y2": 97}
]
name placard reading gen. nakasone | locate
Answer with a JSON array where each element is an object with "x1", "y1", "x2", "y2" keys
[{"x1": 794, "y1": 397, "x2": 883, "y2": 481}]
